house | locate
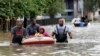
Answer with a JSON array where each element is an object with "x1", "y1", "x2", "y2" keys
[
  {"x1": 64, "y1": 0, "x2": 84, "y2": 20},
  {"x1": 94, "y1": 9, "x2": 100, "y2": 20}
]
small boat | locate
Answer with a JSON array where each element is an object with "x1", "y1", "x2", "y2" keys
[{"x1": 22, "y1": 37, "x2": 55, "y2": 45}]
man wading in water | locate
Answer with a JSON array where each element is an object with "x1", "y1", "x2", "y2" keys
[
  {"x1": 10, "y1": 22, "x2": 27, "y2": 45},
  {"x1": 52, "y1": 19, "x2": 72, "y2": 43}
]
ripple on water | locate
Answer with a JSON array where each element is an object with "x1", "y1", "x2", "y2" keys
[
  {"x1": 0, "y1": 41, "x2": 10, "y2": 46},
  {"x1": 88, "y1": 45, "x2": 100, "y2": 51},
  {"x1": 68, "y1": 39, "x2": 99, "y2": 44},
  {"x1": 31, "y1": 52, "x2": 38, "y2": 55},
  {"x1": 12, "y1": 54, "x2": 18, "y2": 56}
]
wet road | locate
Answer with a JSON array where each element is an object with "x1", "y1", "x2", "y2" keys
[{"x1": 0, "y1": 23, "x2": 100, "y2": 56}]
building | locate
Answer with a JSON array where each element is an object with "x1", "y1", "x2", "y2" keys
[
  {"x1": 94, "y1": 9, "x2": 100, "y2": 20},
  {"x1": 64, "y1": 0, "x2": 84, "y2": 19},
  {"x1": 36, "y1": 0, "x2": 84, "y2": 20}
]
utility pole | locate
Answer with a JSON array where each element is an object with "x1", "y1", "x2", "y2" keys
[
  {"x1": 74, "y1": 0, "x2": 78, "y2": 18},
  {"x1": 81, "y1": 0, "x2": 84, "y2": 17}
]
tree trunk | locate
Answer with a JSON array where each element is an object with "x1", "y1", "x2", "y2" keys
[
  {"x1": 10, "y1": 18, "x2": 16, "y2": 30},
  {"x1": 24, "y1": 17, "x2": 27, "y2": 28},
  {"x1": 0, "y1": 18, "x2": 2, "y2": 30},
  {"x1": 6, "y1": 17, "x2": 10, "y2": 32},
  {"x1": 2, "y1": 18, "x2": 6, "y2": 32}
]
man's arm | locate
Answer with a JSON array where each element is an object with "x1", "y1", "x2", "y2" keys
[
  {"x1": 10, "y1": 27, "x2": 15, "y2": 45},
  {"x1": 68, "y1": 32, "x2": 72, "y2": 39},
  {"x1": 52, "y1": 26, "x2": 57, "y2": 36},
  {"x1": 52, "y1": 32, "x2": 56, "y2": 36},
  {"x1": 37, "y1": 24, "x2": 40, "y2": 32},
  {"x1": 23, "y1": 28, "x2": 28, "y2": 38},
  {"x1": 66, "y1": 27, "x2": 72, "y2": 39},
  {"x1": 26, "y1": 26, "x2": 30, "y2": 36}
]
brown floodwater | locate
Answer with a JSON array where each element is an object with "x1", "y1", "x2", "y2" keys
[{"x1": 0, "y1": 23, "x2": 100, "y2": 56}]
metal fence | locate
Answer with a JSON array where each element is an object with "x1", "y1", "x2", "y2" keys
[{"x1": 36, "y1": 18, "x2": 60, "y2": 25}]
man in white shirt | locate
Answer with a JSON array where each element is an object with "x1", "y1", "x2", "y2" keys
[{"x1": 52, "y1": 19, "x2": 72, "y2": 43}]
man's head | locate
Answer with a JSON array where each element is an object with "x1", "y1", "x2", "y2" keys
[
  {"x1": 31, "y1": 19, "x2": 36, "y2": 25},
  {"x1": 58, "y1": 18, "x2": 65, "y2": 26},
  {"x1": 16, "y1": 21, "x2": 23, "y2": 28}
]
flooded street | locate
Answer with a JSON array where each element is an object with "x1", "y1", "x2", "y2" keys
[{"x1": 0, "y1": 23, "x2": 100, "y2": 56}]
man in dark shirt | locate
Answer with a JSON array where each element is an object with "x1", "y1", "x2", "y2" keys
[
  {"x1": 26, "y1": 19, "x2": 40, "y2": 36},
  {"x1": 11, "y1": 22, "x2": 27, "y2": 45}
]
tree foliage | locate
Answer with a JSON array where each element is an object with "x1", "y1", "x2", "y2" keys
[
  {"x1": 85, "y1": 0, "x2": 100, "y2": 12},
  {"x1": 0, "y1": 0, "x2": 65, "y2": 19},
  {"x1": 44, "y1": 0, "x2": 65, "y2": 18},
  {"x1": 85, "y1": 0, "x2": 96, "y2": 12}
]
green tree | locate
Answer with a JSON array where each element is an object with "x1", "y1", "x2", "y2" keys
[
  {"x1": 45, "y1": 0, "x2": 65, "y2": 18},
  {"x1": 27, "y1": 0, "x2": 48, "y2": 18},
  {"x1": 84, "y1": 0, "x2": 96, "y2": 12},
  {"x1": 96, "y1": 0, "x2": 100, "y2": 8},
  {"x1": 85, "y1": 0, "x2": 100, "y2": 12},
  {"x1": 0, "y1": 0, "x2": 66, "y2": 31},
  {"x1": 0, "y1": 0, "x2": 65, "y2": 19}
]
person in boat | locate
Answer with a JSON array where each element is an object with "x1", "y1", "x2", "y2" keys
[
  {"x1": 80, "y1": 16, "x2": 89, "y2": 27},
  {"x1": 52, "y1": 18, "x2": 72, "y2": 43},
  {"x1": 11, "y1": 22, "x2": 27, "y2": 45},
  {"x1": 34, "y1": 27, "x2": 49, "y2": 37},
  {"x1": 72, "y1": 16, "x2": 81, "y2": 27},
  {"x1": 26, "y1": 19, "x2": 40, "y2": 36}
]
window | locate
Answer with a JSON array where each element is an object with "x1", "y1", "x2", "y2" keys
[{"x1": 68, "y1": 12, "x2": 73, "y2": 16}]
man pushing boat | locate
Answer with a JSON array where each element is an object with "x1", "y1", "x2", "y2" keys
[{"x1": 52, "y1": 18, "x2": 73, "y2": 43}]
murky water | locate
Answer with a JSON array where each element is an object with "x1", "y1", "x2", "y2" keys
[{"x1": 0, "y1": 23, "x2": 100, "y2": 56}]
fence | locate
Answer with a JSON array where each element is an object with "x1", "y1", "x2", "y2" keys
[
  {"x1": 0, "y1": 18, "x2": 67, "y2": 32},
  {"x1": 36, "y1": 18, "x2": 60, "y2": 25}
]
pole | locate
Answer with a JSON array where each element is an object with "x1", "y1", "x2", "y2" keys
[
  {"x1": 82, "y1": 0, "x2": 84, "y2": 17},
  {"x1": 74, "y1": 0, "x2": 78, "y2": 18},
  {"x1": 79, "y1": 0, "x2": 84, "y2": 17}
]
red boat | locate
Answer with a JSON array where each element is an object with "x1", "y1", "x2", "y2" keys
[{"x1": 22, "y1": 37, "x2": 55, "y2": 45}]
